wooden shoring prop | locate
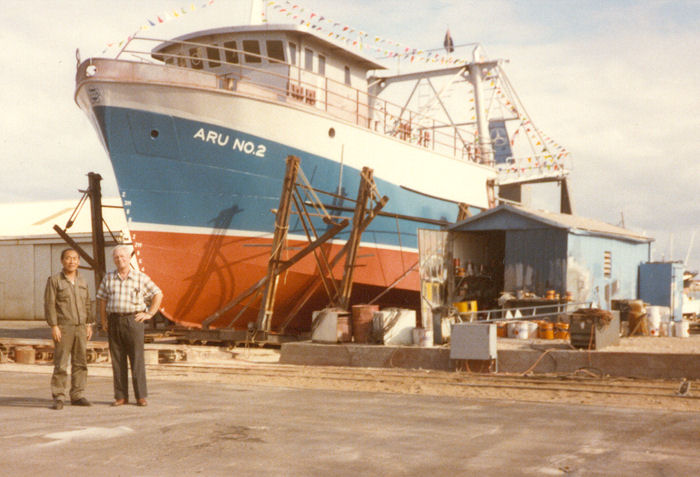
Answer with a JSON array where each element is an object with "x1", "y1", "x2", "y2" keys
[
  {"x1": 291, "y1": 191, "x2": 339, "y2": 300},
  {"x1": 456, "y1": 202, "x2": 472, "y2": 222},
  {"x1": 256, "y1": 156, "x2": 299, "y2": 333},
  {"x1": 201, "y1": 155, "x2": 349, "y2": 331},
  {"x1": 279, "y1": 171, "x2": 388, "y2": 331},
  {"x1": 336, "y1": 167, "x2": 373, "y2": 310}
]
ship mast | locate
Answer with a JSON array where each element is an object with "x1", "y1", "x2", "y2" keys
[
  {"x1": 249, "y1": 0, "x2": 265, "y2": 25},
  {"x1": 468, "y1": 45, "x2": 494, "y2": 166}
]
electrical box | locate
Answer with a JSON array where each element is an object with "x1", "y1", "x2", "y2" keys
[
  {"x1": 570, "y1": 310, "x2": 620, "y2": 350},
  {"x1": 450, "y1": 323, "x2": 497, "y2": 360}
]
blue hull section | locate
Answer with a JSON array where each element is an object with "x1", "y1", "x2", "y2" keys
[{"x1": 94, "y1": 105, "x2": 459, "y2": 248}]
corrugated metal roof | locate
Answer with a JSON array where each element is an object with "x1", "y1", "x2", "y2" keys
[
  {"x1": 448, "y1": 204, "x2": 652, "y2": 243},
  {"x1": 0, "y1": 198, "x2": 128, "y2": 240}
]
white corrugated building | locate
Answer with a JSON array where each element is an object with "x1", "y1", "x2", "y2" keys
[{"x1": 0, "y1": 198, "x2": 128, "y2": 320}]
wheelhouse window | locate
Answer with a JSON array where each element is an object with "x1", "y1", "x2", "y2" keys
[
  {"x1": 304, "y1": 48, "x2": 313, "y2": 71},
  {"x1": 344, "y1": 66, "x2": 351, "y2": 85},
  {"x1": 223, "y1": 41, "x2": 239, "y2": 64},
  {"x1": 289, "y1": 42, "x2": 297, "y2": 65},
  {"x1": 206, "y1": 46, "x2": 221, "y2": 67},
  {"x1": 318, "y1": 54, "x2": 326, "y2": 76},
  {"x1": 190, "y1": 47, "x2": 203, "y2": 69},
  {"x1": 242, "y1": 40, "x2": 261, "y2": 63},
  {"x1": 266, "y1": 40, "x2": 285, "y2": 63}
]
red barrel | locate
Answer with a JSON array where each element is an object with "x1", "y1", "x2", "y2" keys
[{"x1": 351, "y1": 304, "x2": 379, "y2": 343}]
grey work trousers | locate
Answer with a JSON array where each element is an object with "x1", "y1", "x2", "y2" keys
[
  {"x1": 51, "y1": 323, "x2": 88, "y2": 401},
  {"x1": 108, "y1": 313, "x2": 147, "y2": 401}
]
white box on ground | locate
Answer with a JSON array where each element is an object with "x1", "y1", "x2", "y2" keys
[
  {"x1": 372, "y1": 308, "x2": 415, "y2": 345},
  {"x1": 450, "y1": 323, "x2": 497, "y2": 360}
]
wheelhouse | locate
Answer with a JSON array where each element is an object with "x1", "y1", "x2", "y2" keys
[{"x1": 152, "y1": 25, "x2": 383, "y2": 124}]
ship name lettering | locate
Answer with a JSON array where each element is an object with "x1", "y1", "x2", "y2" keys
[
  {"x1": 193, "y1": 127, "x2": 266, "y2": 157},
  {"x1": 232, "y1": 137, "x2": 266, "y2": 158},
  {"x1": 193, "y1": 127, "x2": 229, "y2": 146}
]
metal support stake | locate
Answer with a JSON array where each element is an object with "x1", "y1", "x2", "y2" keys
[
  {"x1": 87, "y1": 172, "x2": 107, "y2": 288},
  {"x1": 559, "y1": 177, "x2": 574, "y2": 215}
]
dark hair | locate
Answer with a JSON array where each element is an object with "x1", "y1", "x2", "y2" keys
[{"x1": 60, "y1": 248, "x2": 78, "y2": 260}]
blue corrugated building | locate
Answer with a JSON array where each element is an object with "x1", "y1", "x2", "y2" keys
[{"x1": 447, "y1": 204, "x2": 652, "y2": 310}]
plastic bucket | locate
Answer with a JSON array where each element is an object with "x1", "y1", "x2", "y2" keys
[
  {"x1": 554, "y1": 322, "x2": 570, "y2": 340},
  {"x1": 506, "y1": 321, "x2": 519, "y2": 338},
  {"x1": 351, "y1": 304, "x2": 379, "y2": 343},
  {"x1": 539, "y1": 322, "x2": 554, "y2": 339},
  {"x1": 509, "y1": 321, "x2": 535, "y2": 339},
  {"x1": 526, "y1": 321, "x2": 538, "y2": 337},
  {"x1": 648, "y1": 311, "x2": 661, "y2": 337},
  {"x1": 675, "y1": 321, "x2": 690, "y2": 338}
]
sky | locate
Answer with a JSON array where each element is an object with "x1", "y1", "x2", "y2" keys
[{"x1": 1, "y1": 0, "x2": 699, "y2": 271}]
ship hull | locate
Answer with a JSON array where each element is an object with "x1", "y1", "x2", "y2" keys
[{"x1": 76, "y1": 66, "x2": 495, "y2": 330}]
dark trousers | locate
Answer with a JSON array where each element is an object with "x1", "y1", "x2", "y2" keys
[
  {"x1": 51, "y1": 324, "x2": 88, "y2": 401},
  {"x1": 108, "y1": 313, "x2": 147, "y2": 400}
]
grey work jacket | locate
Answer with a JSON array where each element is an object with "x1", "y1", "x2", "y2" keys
[{"x1": 44, "y1": 272, "x2": 93, "y2": 327}]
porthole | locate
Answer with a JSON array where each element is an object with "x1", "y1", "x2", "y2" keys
[
  {"x1": 150, "y1": 129, "x2": 159, "y2": 139},
  {"x1": 328, "y1": 127, "x2": 335, "y2": 138}
]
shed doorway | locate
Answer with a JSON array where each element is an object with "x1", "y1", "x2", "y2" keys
[{"x1": 451, "y1": 230, "x2": 505, "y2": 311}]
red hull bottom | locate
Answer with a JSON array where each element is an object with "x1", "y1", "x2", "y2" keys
[{"x1": 132, "y1": 230, "x2": 420, "y2": 332}]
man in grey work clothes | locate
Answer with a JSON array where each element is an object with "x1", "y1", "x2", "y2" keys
[
  {"x1": 97, "y1": 245, "x2": 162, "y2": 407},
  {"x1": 45, "y1": 248, "x2": 94, "y2": 410}
]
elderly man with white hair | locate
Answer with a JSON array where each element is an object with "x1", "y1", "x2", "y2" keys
[{"x1": 97, "y1": 245, "x2": 162, "y2": 407}]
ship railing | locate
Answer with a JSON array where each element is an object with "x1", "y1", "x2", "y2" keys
[
  {"x1": 113, "y1": 35, "x2": 481, "y2": 163},
  {"x1": 456, "y1": 301, "x2": 593, "y2": 323}
]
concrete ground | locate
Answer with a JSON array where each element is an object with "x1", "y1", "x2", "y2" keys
[
  {"x1": 3, "y1": 320, "x2": 700, "y2": 476},
  {"x1": 2, "y1": 367, "x2": 700, "y2": 477}
]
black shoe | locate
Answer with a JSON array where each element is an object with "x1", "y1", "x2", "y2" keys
[
  {"x1": 52, "y1": 400, "x2": 64, "y2": 410},
  {"x1": 71, "y1": 397, "x2": 92, "y2": 406}
]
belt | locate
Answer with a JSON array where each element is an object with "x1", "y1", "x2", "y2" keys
[{"x1": 109, "y1": 312, "x2": 138, "y2": 317}]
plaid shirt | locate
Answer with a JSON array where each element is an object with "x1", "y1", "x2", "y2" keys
[{"x1": 96, "y1": 269, "x2": 162, "y2": 314}]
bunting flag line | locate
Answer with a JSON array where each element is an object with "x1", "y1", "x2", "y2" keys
[
  {"x1": 102, "y1": 0, "x2": 216, "y2": 54},
  {"x1": 100, "y1": 0, "x2": 569, "y2": 168},
  {"x1": 265, "y1": 0, "x2": 472, "y2": 66}
]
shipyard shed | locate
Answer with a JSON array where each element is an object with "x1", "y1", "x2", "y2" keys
[
  {"x1": 0, "y1": 199, "x2": 127, "y2": 320},
  {"x1": 441, "y1": 204, "x2": 652, "y2": 311}
]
